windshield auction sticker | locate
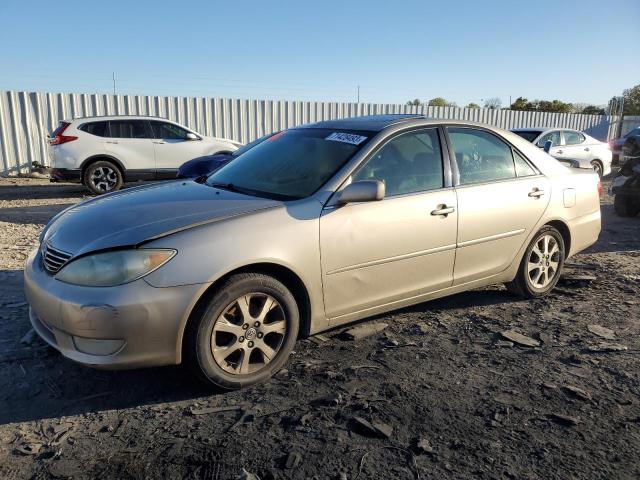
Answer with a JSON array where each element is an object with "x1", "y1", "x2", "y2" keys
[{"x1": 325, "y1": 132, "x2": 368, "y2": 145}]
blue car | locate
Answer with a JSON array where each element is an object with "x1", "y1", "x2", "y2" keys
[{"x1": 177, "y1": 132, "x2": 277, "y2": 178}]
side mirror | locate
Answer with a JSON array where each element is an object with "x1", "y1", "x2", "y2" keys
[
  {"x1": 337, "y1": 180, "x2": 385, "y2": 204},
  {"x1": 186, "y1": 132, "x2": 199, "y2": 141},
  {"x1": 543, "y1": 140, "x2": 553, "y2": 153}
]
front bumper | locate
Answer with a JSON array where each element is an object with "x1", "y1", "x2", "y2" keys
[
  {"x1": 24, "y1": 249, "x2": 203, "y2": 369},
  {"x1": 50, "y1": 168, "x2": 82, "y2": 183}
]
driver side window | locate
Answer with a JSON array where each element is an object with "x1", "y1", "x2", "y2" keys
[
  {"x1": 352, "y1": 129, "x2": 444, "y2": 197},
  {"x1": 151, "y1": 121, "x2": 190, "y2": 140}
]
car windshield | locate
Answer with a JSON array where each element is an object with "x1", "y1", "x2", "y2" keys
[
  {"x1": 206, "y1": 128, "x2": 371, "y2": 200},
  {"x1": 231, "y1": 133, "x2": 276, "y2": 157},
  {"x1": 512, "y1": 130, "x2": 542, "y2": 143}
]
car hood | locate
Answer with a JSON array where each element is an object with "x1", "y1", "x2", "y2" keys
[{"x1": 42, "y1": 181, "x2": 281, "y2": 256}]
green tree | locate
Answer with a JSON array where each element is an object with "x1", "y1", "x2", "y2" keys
[
  {"x1": 406, "y1": 99, "x2": 421, "y2": 106},
  {"x1": 510, "y1": 97, "x2": 530, "y2": 110},
  {"x1": 622, "y1": 84, "x2": 640, "y2": 115},
  {"x1": 465, "y1": 102, "x2": 480, "y2": 109},
  {"x1": 428, "y1": 97, "x2": 456, "y2": 107},
  {"x1": 581, "y1": 105, "x2": 606, "y2": 115}
]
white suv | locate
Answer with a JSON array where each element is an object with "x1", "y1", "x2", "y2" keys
[{"x1": 48, "y1": 116, "x2": 241, "y2": 194}]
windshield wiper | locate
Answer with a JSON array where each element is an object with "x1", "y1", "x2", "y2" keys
[{"x1": 208, "y1": 181, "x2": 247, "y2": 194}]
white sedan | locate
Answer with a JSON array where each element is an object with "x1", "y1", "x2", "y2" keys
[{"x1": 511, "y1": 128, "x2": 612, "y2": 178}]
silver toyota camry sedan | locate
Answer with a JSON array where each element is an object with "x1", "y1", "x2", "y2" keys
[{"x1": 25, "y1": 115, "x2": 602, "y2": 389}]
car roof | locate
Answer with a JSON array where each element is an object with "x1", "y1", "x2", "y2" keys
[
  {"x1": 299, "y1": 114, "x2": 428, "y2": 132},
  {"x1": 511, "y1": 127, "x2": 584, "y2": 134}
]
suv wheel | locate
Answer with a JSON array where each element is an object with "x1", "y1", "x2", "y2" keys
[
  {"x1": 84, "y1": 160, "x2": 123, "y2": 195},
  {"x1": 185, "y1": 273, "x2": 299, "y2": 389},
  {"x1": 506, "y1": 226, "x2": 565, "y2": 298}
]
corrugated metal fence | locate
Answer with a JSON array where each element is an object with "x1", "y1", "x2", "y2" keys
[{"x1": 0, "y1": 90, "x2": 625, "y2": 175}]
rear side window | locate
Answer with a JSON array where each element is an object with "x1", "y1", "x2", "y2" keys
[
  {"x1": 79, "y1": 121, "x2": 109, "y2": 137},
  {"x1": 353, "y1": 128, "x2": 444, "y2": 196},
  {"x1": 564, "y1": 131, "x2": 585, "y2": 145},
  {"x1": 108, "y1": 120, "x2": 149, "y2": 139},
  {"x1": 150, "y1": 121, "x2": 190, "y2": 140},
  {"x1": 448, "y1": 128, "x2": 516, "y2": 185}
]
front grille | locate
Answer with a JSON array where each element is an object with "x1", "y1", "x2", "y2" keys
[{"x1": 42, "y1": 243, "x2": 72, "y2": 274}]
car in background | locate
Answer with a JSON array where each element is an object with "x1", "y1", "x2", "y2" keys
[
  {"x1": 511, "y1": 128, "x2": 612, "y2": 178},
  {"x1": 177, "y1": 132, "x2": 277, "y2": 179},
  {"x1": 48, "y1": 116, "x2": 241, "y2": 194},
  {"x1": 610, "y1": 126, "x2": 640, "y2": 165},
  {"x1": 26, "y1": 115, "x2": 602, "y2": 389}
]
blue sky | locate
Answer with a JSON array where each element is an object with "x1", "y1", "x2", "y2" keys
[{"x1": 1, "y1": 0, "x2": 638, "y2": 107}]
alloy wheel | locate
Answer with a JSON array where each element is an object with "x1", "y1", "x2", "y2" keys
[
  {"x1": 210, "y1": 293, "x2": 286, "y2": 375},
  {"x1": 591, "y1": 161, "x2": 602, "y2": 177},
  {"x1": 90, "y1": 166, "x2": 118, "y2": 192},
  {"x1": 527, "y1": 234, "x2": 561, "y2": 289}
]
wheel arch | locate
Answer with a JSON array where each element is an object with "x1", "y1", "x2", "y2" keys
[
  {"x1": 545, "y1": 219, "x2": 571, "y2": 259},
  {"x1": 179, "y1": 261, "x2": 313, "y2": 362},
  {"x1": 80, "y1": 155, "x2": 125, "y2": 182}
]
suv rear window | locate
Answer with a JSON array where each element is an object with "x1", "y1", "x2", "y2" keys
[
  {"x1": 79, "y1": 121, "x2": 109, "y2": 137},
  {"x1": 108, "y1": 120, "x2": 149, "y2": 139}
]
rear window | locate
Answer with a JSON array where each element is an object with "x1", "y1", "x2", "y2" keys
[
  {"x1": 79, "y1": 121, "x2": 109, "y2": 137},
  {"x1": 512, "y1": 130, "x2": 542, "y2": 143},
  {"x1": 50, "y1": 122, "x2": 70, "y2": 138}
]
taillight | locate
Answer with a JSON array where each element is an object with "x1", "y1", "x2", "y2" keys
[
  {"x1": 597, "y1": 180, "x2": 603, "y2": 198},
  {"x1": 49, "y1": 122, "x2": 77, "y2": 145}
]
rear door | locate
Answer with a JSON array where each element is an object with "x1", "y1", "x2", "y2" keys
[
  {"x1": 104, "y1": 120, "x2": 155, "y2": 178},
  {"x1": 150, "y1": 121, "x2": 206, "y2": 177},
  {"x1": 447, "y1": 127, "x2": 551, "y2": 284}
]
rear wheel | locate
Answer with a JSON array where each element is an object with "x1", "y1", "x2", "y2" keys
[
  {"x1": 506, "y1": 226, "x2": 565, "y2": 298},
  {"x1": 185, "y1": 273, "x2": 299, "y2": 389},
  {"x1": 590, "y1": 160, "x2": 603, "y2": 178},
  {"x1": 84, "y1": 160, "x2": 123, "y2": 195},
  {"x1": 614, "y1": 194, "x2": 640, "y2": 217}
]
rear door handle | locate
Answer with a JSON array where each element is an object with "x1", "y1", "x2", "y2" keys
[
  {"x1": 528, "y1": 188, "x2": 545, "y2": 198},
  {"x1": 431, "y1": 205, "x2": 455, "y2": 217},
  {"x1": 584, "y1": 147, "x2": 590, "y2": 151},
  {"x1": 106, "y1": 140, "x2": 119, "y2": 144},
  {"x1": 153, "y1": 141, "x2": 165, "y2": 144}
]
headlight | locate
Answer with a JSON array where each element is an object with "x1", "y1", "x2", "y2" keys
[{"x1": 55, "y1": 249, "x2": 176, "y2": 287}]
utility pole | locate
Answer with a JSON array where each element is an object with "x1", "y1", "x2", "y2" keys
[
  {"x1": 112, "y1": 72, "x2": 116, "y2": 95},
  {"x1": 357, "y1": 85, "x2": 360, "y2": 103}
]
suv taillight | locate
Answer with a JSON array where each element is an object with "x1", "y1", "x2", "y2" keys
[{"x1": 49, "y1": 122, "x2": 77, "y2": 145}]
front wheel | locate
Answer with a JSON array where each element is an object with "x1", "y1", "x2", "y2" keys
[
  {"x1": 185, "y1": 273, "x2": 299, "y2": 389},
  {"x1": 506, "y1": 226, "x2": 565, "y2": 298}
]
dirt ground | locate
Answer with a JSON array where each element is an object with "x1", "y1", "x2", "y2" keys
[{"x1": 0, "y1": 177, "x2": 638, "y2": 480}]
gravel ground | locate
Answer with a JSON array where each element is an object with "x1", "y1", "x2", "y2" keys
[{"x1": 0, "y1": 177, "x2": 638, "y2": 480}]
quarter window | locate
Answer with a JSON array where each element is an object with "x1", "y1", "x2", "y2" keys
[
  {"x1": 536, "y1": 131, "x2": 561, "y2": 148},
  {"x1": 352, "y1": 129, "x2": 444, "y2": 196},
  {"x1": 150, "y1": 121, "x2": 190, "y2": 140},
  {"x1": 513, "y1": 150, "x2": 537, "y2": 177},
  {"x1": 108, "y1": 120, "x2": 149, "y2": 139},
  {"x1": 564, "y1": 131, "x2": 585, "y2": 145},
  {"x1": 448, "y1": 128, "x2": 516, "y2": 185}
]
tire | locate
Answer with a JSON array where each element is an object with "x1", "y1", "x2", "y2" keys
[
  {"x1": 83, "y1": 160, "x2": 123, "y2": 195},
  {"x1": 506, "y1": 226, "x2": 565, "y2": 299},
  {"x1": 185, "y1": 273, "x2": 299, "y2": 389},
  {"x1": 590, "y1": 160, "x2": 603, "y2": 178},
  {"x1": 614, "y1": 194, "x2": 640, "y2": 217}
]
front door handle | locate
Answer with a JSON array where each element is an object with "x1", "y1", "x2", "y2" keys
[
  {"x1": 431, "y1": 204, "x2": 455, "y2": 217},
  {"x1": 106, "y1": 140, "x2": 119, "y2": 144},
  {"x1": 584, "y1": 147, "x2": 590, "y2": 152},
  {"x1": 556, "y1": 149, "x2": 563, "y2": 154},
  {"x1": 528, "y1": 188, "x2": 545, "y2": 198},
  {"x1": 153, "y1": 140, "x2": 165, "y2": 144}
]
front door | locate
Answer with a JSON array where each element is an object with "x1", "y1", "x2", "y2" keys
[
  {"x1": 320, "y1": 128, "x2": 458, "y2": 321},
  {"x1": 447, "y1": 127, "x2": 551, "y2": 284},
  {"x1": 149, "y1": 121, "x2": 206, "y2": 177}
]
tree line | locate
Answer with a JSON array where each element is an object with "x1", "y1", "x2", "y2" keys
[{"x1": 405, "y1": 84, "x2": 640, "y2": 116}]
